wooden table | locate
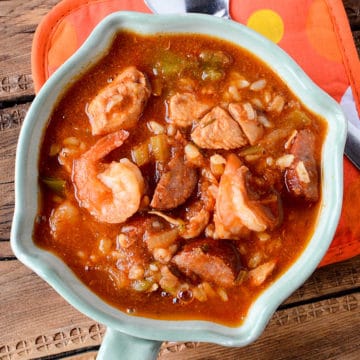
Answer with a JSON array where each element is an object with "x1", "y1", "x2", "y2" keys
[{"x1": 1, "y1": 1, "x2": 359, "y2": 359}]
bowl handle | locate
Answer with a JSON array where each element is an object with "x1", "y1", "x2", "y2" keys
[{"x1": 97, "y1": 328, "x2": 162, "y2": 360}]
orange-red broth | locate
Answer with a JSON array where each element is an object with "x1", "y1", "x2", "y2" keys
[{"x1": 34, "y1": 31, "x2": 326, "y2": 326}]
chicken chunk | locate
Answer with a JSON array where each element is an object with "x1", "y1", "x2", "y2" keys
[
  {"x1": 285, "y1": 130, "x2": 319, "y2": 201},
  {"x1": 150, "y1": 151, "x2": 198, "y2": 210},
  {"x1": 248, "y1": 260, "x2": 276, "y2": 286},
  {"x1": 168, "y1": 93, "x2": 212, "y2": 128},
  {"x1": 214, "y1": 154, "x2": 278, "y2": 239},
  {"x1": 228, "y1": 102, "x2": 264, "y2": 145},
  {"x1": 191, "y1": 106, "x2": 248, "y2": 150},
  {"x1": 172, "y1": 239, "x2": 241, "y2": 288},
  {"x1": 87, "y1": 67, "x2": 151, "y2": 135},
  {"x1": 181, "y1": 201, "x2": 211, "y2": 239},
  {"x1": 114, "y1": 218, "x2": 155, "y2": 286}
]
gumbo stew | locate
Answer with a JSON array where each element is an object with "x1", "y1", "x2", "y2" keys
[{"x1": 34, "y1": 31, "x2": 326, "y2": 326}]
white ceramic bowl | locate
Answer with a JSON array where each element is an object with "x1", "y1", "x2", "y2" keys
[{"x1": 11, "y1": 12, "x2": 346, "y2": 359}]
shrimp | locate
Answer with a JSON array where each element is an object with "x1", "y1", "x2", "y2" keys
[
  {"x1": 87, "y1": 67, "x2": 151, "y2": 135},
  {"x1": 214, "y1": 154, "x2": 272, "y2": 239},
  {"x1": 49, "y1": 200, "x2": 80, "y2": 239},
  {"x1": 72, "y1": 130, "x2": 145, "y2": 223}
]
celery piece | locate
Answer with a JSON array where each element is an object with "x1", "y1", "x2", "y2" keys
[
  {"x1": 238, "y1": 144, "x2": 265, "y2": 157},
  {"x1": 131, "y1": 142, "x2": 150, "y2": 167},
  {"x1": 199, "y1": 50, "x2": 232, "y2": 67},
  {"x1": 150, "y1": 134, "x2": 170, "y2": 162},
  {"x1": 286, "y1": 110, "x2": 312, "y2": 128},
  {"x1": 41, "y1": 177, "x2": 66, "y2": 197},
  {"x1": 153, "y1": 50, "x2": 199, "y2": 78}
]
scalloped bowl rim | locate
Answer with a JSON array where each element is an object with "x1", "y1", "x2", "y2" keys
[{"x1": 11, "y1": 12, "x2": 346, "y2": 347}]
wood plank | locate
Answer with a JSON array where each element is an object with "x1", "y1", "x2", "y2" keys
[
  {"x1": 353, "y1": 30, "x2": 360, "y2": 56},
  {"x1": 283, "y1": 255, "x2": 360, "y2": 304},
  {"x1": 0, "y1": 1, "x2": 359, "y2": 359},
  {"x1": 344, "y1": 0, "x2": 360, "y2": 30},
  {"x1": 0, "y1": 0, "x2": 358, "y2": 102},
  {"x1": 2, "y1": 289, "x2": 358, "y2": 359},
  {"x1": 159, "y1": 292, "x2": 360, "y2": 360},
  {"x1": 0, "y1": 257, "x2": 359, "y2": 359},
  {"x1": 0, "y1": 241, "x2": 15, "y2": 258},
  {"x1": 0, "y1": 0, "x2": 59, "y2": 101},
  {"x1": 61, "y1": 351, "x2": 98, "y2": 360},
  {"x1": 0, "y1": 103, "x2": 29, "y2": 241},
  {"x1": 0, "y1": 261, "x2": 105, "y2": 359}
]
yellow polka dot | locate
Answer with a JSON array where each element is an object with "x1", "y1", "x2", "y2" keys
[{"x1": 247, "y1": 9, "x2": 284, "y2": 44}]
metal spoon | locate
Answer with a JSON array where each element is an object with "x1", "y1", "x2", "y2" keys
[
  {"x1": 144, "y1": 0, "x2": 360, "y2": 169},
  {"x1": 145, "y1": 0, "x2": 230, "y2": 18}
]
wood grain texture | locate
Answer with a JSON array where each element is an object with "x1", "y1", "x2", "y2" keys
[
  {"x1": 0, "y1": 0, "x2": 59, "y2": 102},
  {"x1": 159, "y1": 292, "x2": 360, "y2": 360},
  {"x1": 353, "y1": 30, "x2": 360, "y2": 56},
  {"x1": 0, "y1": 1, "x2": 359, "y2": 359},
  {"x1": 0, "y1": 104, "x2": 29, "y2": 242},
  {"x1": 0, "y1": 241, "x2": 14, "y2": 258},
  {"x1": 0, "y1": 261, "x2": 105, "y2": 359},
  {"x1": 61, "y1": 352, "x2": 98, "y2": 360},
  {"x1": 344, "y1": 0, "x2": 360, "y2": 30},
  {"x1": 0, "y1": 256, "x2": 358, "y2": 359},
  {"x1": 0, "y1": 0, "x2": 359, "y2": 103}
]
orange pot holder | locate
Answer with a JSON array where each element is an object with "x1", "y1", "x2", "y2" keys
[{"x1": 31, "y1": 0, "x2": 360, "y2": 267}]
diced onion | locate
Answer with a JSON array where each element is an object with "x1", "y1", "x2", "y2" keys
[
  {"x1": 148, "y1": 210, "x2": 185, "y2": 228},
  {"x1": 184, "y1": 143, "x2": 203, "y2": 166},
  {"x1": 153, "y1": 248, "x2": 172, "y2": 264},
  {"x1": 147, "y1": 120, "x2": 165, "y2": 134},
  {"x1": 284, "y1": 130, "x2": 298, "y2": 149},
  {"x1": 98, "y1": 238, "x2": 112, "y2": 255},
  {"x1": 144, "y1": 227, "x2": 179, "y2": 251},
  {"x1": 296, "y1": 161, "x2": 310, "y2": 183},
  {"x1": 192, "y1": 285, "x2": 208, "y2": 302},
  {"x1": 132, "y1": 279, "x2": 153, "y2": 292},
  {"x1": 116, "y1": 233, "x2": 132, "y2": 249},
  {"x1": 128, "y1": 264, "x2": 145, "y2": 280},
  {"x1": 63, "y1": 136, "x2": 80, "y2": 146},
  {"x1": 210, "y1": 154, "x2": 226, "y2": 177},
  {"x1": 201, "y1": 282, "x2": 217, "y2": 298},
  {"x1": 257, "y1": 232, "x2": 270, "y2": 241},
  {"x1": 276, "y1": 154, "x2": 294, "y2": 169},
  {"x1": 267, "y1": 95, "x2": 285, "y2": 113},
  {"x1": 217, "y1": 288, "x2": 229, "y2": 302}
]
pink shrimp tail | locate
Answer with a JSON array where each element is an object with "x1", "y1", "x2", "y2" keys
[{"x1": 83, "y1": 130, "x2": 129, "y2": 162}]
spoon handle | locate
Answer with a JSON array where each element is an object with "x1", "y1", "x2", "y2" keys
[
  {"x1": 145, "y1": 0, "x2": 231, "y2": 18},
  {"x1": 185, "y1": 0, "x2": 230, "y2": 18}
]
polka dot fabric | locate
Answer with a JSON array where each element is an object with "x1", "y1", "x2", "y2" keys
[{"x1": 31, "y1": 0, "x2": 360, "y2": 267}]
